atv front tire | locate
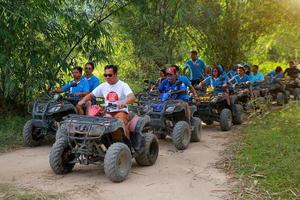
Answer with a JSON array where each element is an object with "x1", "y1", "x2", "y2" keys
[
  {"x1": 23, "y1": 119, "x2": 44, "y2": 147},
  {"x1": 220, "y1": 108, "x2": 232, "y2": 131},
  {"x1": 172, "y1": 121, "x2": 191, "y2": 150},
  {"x1": 190, "y1": 117, "x2": 202, "y2": 142},
  {"x1": 233, "y1": 104, "x2": 245, "y2": 125},
  {"x1": 276, "y1": 92, "x2": 284, "y2": 106},
  {"x1": 135, "y1": 133, "x2": 159, "y2": 166},
  {"x1": 104, "y1": 143, "x2": 132, "y2": 182},
  {"x1": 49, "y1": 138, "x2": 75, "y2": 174}
]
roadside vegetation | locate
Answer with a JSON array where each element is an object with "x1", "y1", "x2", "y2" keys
[
  {"x1": 230, "y1": 104, "x2": 300, "y2": 199},
  {"x1": 0, "y1": 183, "x2": 64, "y2": 200},
  {"x1": 0, "y1": 116, "x2": 29, "y2": 152}
]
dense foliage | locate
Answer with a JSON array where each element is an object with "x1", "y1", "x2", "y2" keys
[{"x1": 0, "y1": 0, "x2": 299, "y2": 113}]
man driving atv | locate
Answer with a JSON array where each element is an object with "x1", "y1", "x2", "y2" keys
[
  {"x1": 228, "y1": 66, "x2": 251, "y2": 113},
  {"x1": 53, "y1": 66, "x2": 89, "y2": 105},
  {"x1": 284, "y1": 61, "x2": 300, "y2": 79},
  {"x1": 77, "y1": 64, "x2": 135, "y2": 125},
  {"x1": 266, "y1": 66, "x2": 283, "y2": 83},
  {"x1": 159, "y1": 66, "x2": 199, "y2": 120}
]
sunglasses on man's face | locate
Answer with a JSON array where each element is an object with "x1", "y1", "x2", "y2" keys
[
  {"x1": 104, "y1": 73, "x2": 113, "y2": 77},
  {"x1": 85, "y1": 67, "x2": 92, "y2": 70},
  {"x1": 167, "y1": 73, "x2": 175, "y2": 76}
]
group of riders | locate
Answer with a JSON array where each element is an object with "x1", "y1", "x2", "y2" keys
[{"x1": 52, "y1": 50, "x2": 300, "y2": 127}]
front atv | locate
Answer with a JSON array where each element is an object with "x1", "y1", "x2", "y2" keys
[{"x1": 49, "y1": 105, "x2": 159, "y2": 182}]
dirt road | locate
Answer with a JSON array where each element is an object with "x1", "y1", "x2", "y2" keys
[{"x1": 0, "y1": 125, "x2": 230, "y2": 200}]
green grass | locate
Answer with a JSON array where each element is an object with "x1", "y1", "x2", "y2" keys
[
  {"x1": 0, "y1": 116, "x2": 29, "y2": 152},
  {"x1": 0, "y1": 183, "x2": 64, "y2": 200},
  {"x1": 232, "y1": 104, "x2": 300, "y2": 199}
]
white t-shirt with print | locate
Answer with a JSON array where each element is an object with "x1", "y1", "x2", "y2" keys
[{"x1": 92, "y1": 80, "x2": 133, "y2": 113}]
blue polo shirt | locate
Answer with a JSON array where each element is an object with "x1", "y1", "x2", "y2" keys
[
  {"x1": 229, "y1": 74, "x2": 250, "y2": 84},
  {"x1": 184, "y1": 58, "x2": 206, "y2": 81},
  {"x1": 267, "y1": 71, "x2": 283, "y2": 82},
  {"x1": 204, "y1": 76, "x2": 227, "y2": 93},
  {"x1": 227, "y1": 70, "x2": 237, "y2": 79},
  {"x1": 159, "y1": 76, "x2": 191, "y2": 102},
  {"x1": 249, "y1": 72, "x2": 265, "y2": 83},
  {"x1": 82, "y1": 75, "x2": 100, "y2": 92},
  {"x1": 61, "y1": 79, "x2": 89, "y2": 95}
]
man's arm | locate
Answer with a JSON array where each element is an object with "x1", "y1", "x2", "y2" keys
[
  {"x1": 78, "y1": 93, "x2": 94, "y2": 106},
  {"x1": 189, "y1": 85, "x2": 199, "y2": 99},
  {"x1": 125, "y1": 93, "x2": 135, "y2": 105},
  {"x1": 74, "y1": 92, "x2": 89, "y2": 97}
]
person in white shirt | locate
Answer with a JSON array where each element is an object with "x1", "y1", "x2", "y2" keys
[{"x1": 77, "y1": 64, "x2": 135, "y2": 125}]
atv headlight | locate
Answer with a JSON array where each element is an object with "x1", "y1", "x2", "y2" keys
[
  {"x1": 165, "y1": 106, "x2": 175, "y2": 113},
  {"x1": 48, "y1": 106, "x2": 61, "y2": 113}
]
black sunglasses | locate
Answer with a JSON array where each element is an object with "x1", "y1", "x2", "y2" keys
[
  {"x1": 104, "y1": 73, "x2": 113, "y2": 77},
  {"x1": 85, "y1": 67, "x2": 92, "y2": 70},
  {"x1": 167, "y1": 73, "x2": 175, "y2": 76}
]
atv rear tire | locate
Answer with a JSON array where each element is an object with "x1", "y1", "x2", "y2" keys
[
  {"x1": 135, "y1": 133, "x2": 159, "y2": 166},
  {"x1": 233, "y1": 104, "x2": 245, "y2": 125},
  {"x1": 294, "y1": 88, "x2": 300, "y2": 100},
  {"x1": 190, "y1": 117, "x2": 202, "y2": 142},
  {"x1": 104, "y1": 143, "x2": 132, "y2": 182},
  {"x1": 220, "y1": 108, "x2": 232, "y2": 131},
  {"x1": 172, "y1": 121, "x2": 191, "y2": 150},
  {"x1": 23, "y1": 120, "x2": 44, "y2": 147},
  {"x1": 276, "y1": 92, "x2": 284, "y2": 106},
  {"x1": 49, "y1": 138, "x2": 75, "y2": 174}
]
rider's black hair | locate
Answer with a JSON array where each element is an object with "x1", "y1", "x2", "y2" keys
[
  {"x1": 105, "y1": 64, "x2": 118, "y2": 74},
  {"x1": 190, "y1": 50, "x2": 197, "y2": 55},
  {"x1": 170, "y1": 64, "x2": 180, "y2": 73},
  {"x1": 275, "y1": 66, "x2": 283, "y2": 73},
  {"x1": 85, "y1": 62, "x2": 95, "y2": 69},
  {"x1": 253, "y1": 65, "x2": 259, "y2": 69},
  {"x1": 73, "y1": 66, "x2": 83, "y2": 74},
  {"x1": 160, "y1": 68, "x2": 167, "y2": 76}
]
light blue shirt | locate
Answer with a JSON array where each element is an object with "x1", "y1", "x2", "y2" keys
[
  {"x1": 249, "y1": 72, "x2": 265, "y2": 83},
  {"x1": 61, "y1": 79, "x2": 89, "y2": 95},
  {"x1": 82, "y1": 74, "x2": 100, "y2": 92},
  {"x1": 184, "y1": 58, "x2": 206, "y2": 81}
]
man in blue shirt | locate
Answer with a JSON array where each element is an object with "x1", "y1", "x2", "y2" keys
[
  {"x1": 229, "y1": 67, "x2": 251, "y2": 85},
  {"x1": 82, "y1": 62, "x2": 100, "y2": 92},
  {"x1": 183, "y1": 50, "x2": 206, "y2": 85},
  {"x1": 227, "y1": 64, "x2": 239, "y2": 79},
  {"x1": 159, "y1": 67, "x2": 198, "y2": 102},
  {"x1": 267, "y1": 66, "x2": 283, "y2": 82},
  {"x1": 53, "y1": 66, "x2": 90, "y2": 105},
  {"x1": 249, "y1": 65, "x2": 265, "y2": 83},
  {"x1": 159, "y1": 66, "x2": 198, "y2": 120}
]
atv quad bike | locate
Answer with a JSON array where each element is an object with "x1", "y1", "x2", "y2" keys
[
  {"x1": 23, "y1": 88, "x2": 79, "y2": 147},
  {"x1": 50, "y1": 103, "x2": 159, "y2": 182},
  {"x1": 282, "y1": 77, "x2": 300, "y2": 100},
  {"x1": 196, "y1": 86, "x2": 244, "y2": 131},
  {"x1": 229, "y1": 82, "x2": 252, "y2": 112},
  {"x1": 147, "y1": 84, "x2": 202, "y2": 150}
]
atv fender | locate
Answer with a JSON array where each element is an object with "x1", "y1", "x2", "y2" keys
[{"x1": 189, "y1": 105, "x2": 197, "y2": 116}]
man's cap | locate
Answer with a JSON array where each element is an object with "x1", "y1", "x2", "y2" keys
[{"x1": 166, "y1": 67, "x2": 177, "y2": 74}]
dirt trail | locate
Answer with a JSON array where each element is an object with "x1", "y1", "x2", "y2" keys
[{"x1": 0, "y1": 125, "x2": 230, "y2": 200}]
